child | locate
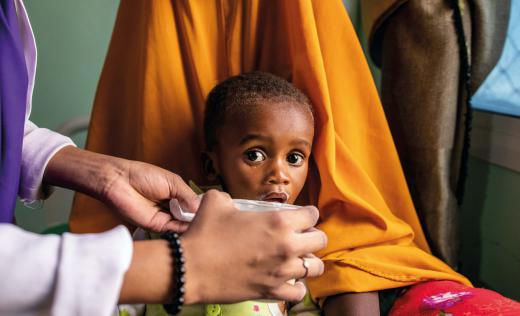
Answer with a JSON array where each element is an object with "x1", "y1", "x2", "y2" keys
[
  {"x1": 201, "y1": 72, "x2": 520, "y2": 316},
  {"x1": 198, "y1": 71, "x2": 317, "y2": 315},
  {"x1": 201, "y1": 71, "x2": 314, "y2": 207},
  {"x1": 121, "y1": 71, "x2": 319, "y2": 316},
  {"x1": 129, "y1": 71, "x2": 520, "y2": 316},
  {"x1": 185, "y1": 71, "x2": 380, "y2": 316},
  {"x1": 197, "y1": 71, "x2": 390, "y2": 315}
]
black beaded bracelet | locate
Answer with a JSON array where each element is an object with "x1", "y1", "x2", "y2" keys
[{"x1": 161, "y1": 232, "x2": 186, "y2": 315}]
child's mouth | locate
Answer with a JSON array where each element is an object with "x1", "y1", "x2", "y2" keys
[{"x1": 260, "y1": 192, "x2": 289, "y2": 204}]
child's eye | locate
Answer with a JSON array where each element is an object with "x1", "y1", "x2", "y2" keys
[
  {"x1": 244, "y1": 150, "x2": 266, "y2": 163},
  {"x1": 287, "y1": 153, "x2": 305, "y2": 166}
]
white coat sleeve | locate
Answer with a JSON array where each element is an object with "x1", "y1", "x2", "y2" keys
[
  {"x1": 19, "y1": 120, "x2": 75, "y2": 202},
  {"x1": 0, "y1": 224, "x2": 133, "y2": 316}
]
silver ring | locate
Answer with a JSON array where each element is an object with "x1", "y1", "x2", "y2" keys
[{"x1": 301, "y1": 257, "x2": 310, "y2": 279}]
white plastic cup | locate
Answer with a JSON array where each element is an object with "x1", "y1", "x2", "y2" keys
[{"x1": 169, "y1": 197, "x2": 300, "y2": 222}]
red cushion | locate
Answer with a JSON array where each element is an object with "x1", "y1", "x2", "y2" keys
[{"x1": 389, "y1": 280, "x2": 520, "y2": 315}]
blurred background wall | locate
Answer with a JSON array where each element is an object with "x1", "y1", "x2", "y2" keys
[
  {"x1": 14, "y1": 0, "x2": 119, "y2": 232},
  {"x1": 16, "y1": 0, "x2": 519, "y2": 302}
]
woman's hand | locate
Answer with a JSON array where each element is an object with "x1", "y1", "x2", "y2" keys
[
  {"x1": 99, "y1": 157, "x2": 199, "y2": 233},
  {"x1": 44, "y1": 146, "x2": 198, "y2": 233},
  {"x1": 180, "y1": 190, "x2": 327, "y2": 304},
  {"x1": 119, "y1": 190, "x2": 327, "y2": 305},
  {"x1": 46, "y1": 147, "x2": 327, "y2": 304}
]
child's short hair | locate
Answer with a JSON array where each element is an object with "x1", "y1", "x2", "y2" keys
[{"x1": 204, "y1": 71, "x2": 314, "y2": 149}]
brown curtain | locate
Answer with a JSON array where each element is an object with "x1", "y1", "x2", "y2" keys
[{"x1": 362, "y1": 0, "x2": 511, "y2": 267}]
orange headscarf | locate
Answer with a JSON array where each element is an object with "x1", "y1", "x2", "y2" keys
[{"x1": 70, "y1": 0, "x2": 470, "y2": 299}]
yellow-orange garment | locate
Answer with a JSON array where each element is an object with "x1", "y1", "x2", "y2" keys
[{"x1": 70, "y1": 0, "x2": 470, "y2": 299}]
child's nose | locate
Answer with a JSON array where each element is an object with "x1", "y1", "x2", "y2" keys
[{"x1": 266, "y1": 160, "x2": 290, "y2": 185}]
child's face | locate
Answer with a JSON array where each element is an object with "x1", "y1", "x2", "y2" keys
[{"x1": 208, "y1": 101, "x2": 314, "y2": 204}]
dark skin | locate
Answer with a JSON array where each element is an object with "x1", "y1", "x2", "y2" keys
[
  {"x1": 206, "y1": 101, "x2": 314, "y2": 205},
  {"x1": 323, "y1": 292, "x2": 380, "y2": 316},
  {"x1": 204, "y1": 100, "x2": 380, "y2": 315}
]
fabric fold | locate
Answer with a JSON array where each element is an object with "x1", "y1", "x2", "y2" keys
[{"x1": 360, "y1": 0, "x2": 511, "y2": 266}]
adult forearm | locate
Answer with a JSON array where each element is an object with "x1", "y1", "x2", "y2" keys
[
  {"x1": 119, "y1": 240, "x2": 176, "y2": 304},
  {"x1": 119, "y1": 236, "x2": 204, "y2": 305},
  {"x1": 0, "y1": 224, "x2": 133, "y2": 315},
  {"x1": 43, "y1": 145, "x2": 123, "y2": 200},
  {"x1": 43, "y1": 145, "x2": 197, "y2": 233}
]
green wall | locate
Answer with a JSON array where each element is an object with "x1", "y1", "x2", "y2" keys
[
  {"x1": 15, "y1": 0, "x2": 119, "y2": 232},
  {"x1": 460, "y1": 157, "x2": 520, "y2": 301}
]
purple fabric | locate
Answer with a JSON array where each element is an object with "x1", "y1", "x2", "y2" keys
[{"x1": 0, "y1": 0, "x2": 28, "y2": 223}]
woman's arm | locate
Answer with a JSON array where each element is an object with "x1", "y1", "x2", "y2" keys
[
  {"x1": 119, "y1": 239, "x2": 173, "y2": 303},
  {"x1": 43, "y1": 145, "x2": 197, "y2": 233},
  {"x1": 0, "y1": 224, "x2": 133, "y2": 315},
  {"x1": 0, "y1": 191, "x2": 325, "y2": 314},
  {"x1": 121, "y1": 190, "x2": 327, "y2": 304},
  {"x1": 42, "y1": 146, "x2": 327, "y2": 304}
]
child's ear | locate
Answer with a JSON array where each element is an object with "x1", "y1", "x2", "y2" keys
[{"x1": 201, "y1": 151, "x2": 219, "y2": 181}]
